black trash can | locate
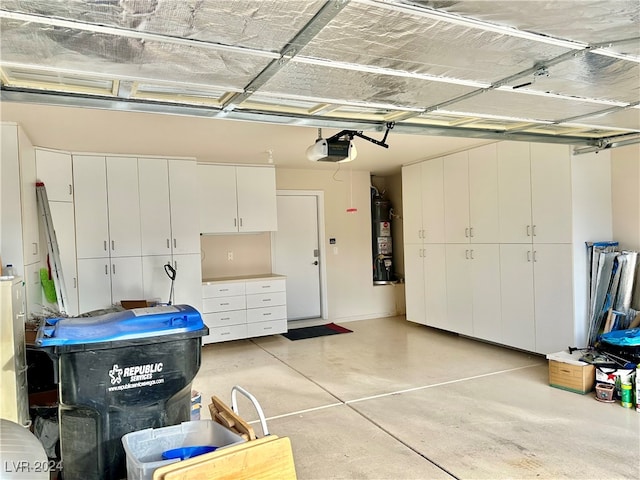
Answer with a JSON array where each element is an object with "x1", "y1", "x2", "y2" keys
[{"x1": 36, "y1": 305, "x2": 209, "y2": 480}]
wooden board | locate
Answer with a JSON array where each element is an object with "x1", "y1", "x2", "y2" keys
[
  {"x1": 152, "y1": 435, "x2": 296, "y2": 480},
  {"x1": 209, "y1": 395, "x2": 256, "y2": 441}
]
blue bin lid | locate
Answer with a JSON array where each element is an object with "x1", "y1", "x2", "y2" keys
[{"x1": 36, "y1": 304, "x2": 205, "y2": 347}]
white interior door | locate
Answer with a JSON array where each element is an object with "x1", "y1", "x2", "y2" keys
[{"x1": 273, "y1": 195, "x2": 321, "y2": 320}]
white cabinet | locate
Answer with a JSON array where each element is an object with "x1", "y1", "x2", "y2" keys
[
  {"x1": 0, "y1": 278, "x2": 29, "y2": 427},
  {"x1": 35, "y1": 148, "x2": 73, "y2": 202},
  {"x1": 139, "y1": 158, "x2": 200, "y2": 256},
  {"x1": 36, "y1": 149, "x2": 79, "y2": 316},
  {"x1": 201, "y1": 276, "x2": 287, "y2": 344},
  {"x1": 139, "y1": 158, "x2": 202, "y2": 311},
  {"x1": 142, "y1": 254, "x2": 203, "y2": 311},
  {"x1": 444, "y1": 146, "x2": 499, "y2": 244},
  {"x1": 497, "y1": 142, "x2": 572, "y2": 244},
  {"x1": 77, "y1": 256, "x2": 143, "y2": 313},
  {"x1": 198, "y1": 164, "x2": 278, "y2": 234},
  {"x1": 403, "y1": 141, "x2": 612, "y2": 355},
  {"x1": 73, "y1": 155, "x2": 142, "y2": 311},
  {"x1": 73, "y1": 155, "x2": 141, "y2": 259},
  {"x1": 401, "y1": 159, "x2": 445, "y2": 244},
  {"x1": 1, "y1": 123, "x2": 41, "y2": 316}
]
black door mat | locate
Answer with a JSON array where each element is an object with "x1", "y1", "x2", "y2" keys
[{"x1": 282, "y1": 323, "x2": 352, "y2": 341}]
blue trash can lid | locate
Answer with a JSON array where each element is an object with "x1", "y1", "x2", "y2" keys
[
  {"x1": 36, "y1": 304, "x2": 205, "y2": 347},
  {"x1": 600, "y1": 327, "x2": 640, "y2": 347}
]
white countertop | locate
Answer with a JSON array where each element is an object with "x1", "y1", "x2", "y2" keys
[{"x1": 202, "y1": 273, "x2": 286, "y2": 285}]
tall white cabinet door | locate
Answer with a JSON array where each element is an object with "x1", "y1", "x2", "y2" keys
[
  {"x1": 445, "y1": 244, "x2": 473, "y2": 335},
  {"x1": 468, "y1": 144, "x2": 499, "y2": 244},
  {"x1": 198, "y1": 164, "x2": 238, "y2": 233},
  {"x1": 500, "y1": 244, "x2": 535, "y2": 352},
  {"x1": 49, "y1": 202, "x2": 79, "y2": 316},
  {"x1": 533, "y1": 244, "x2": 574, "y2": 354},
  {"x1": 142, "y1": 255, "x2": 173, "y2": 305},
  {"x1": 77, "y1": 258, "x2": 111, "y2": 313},
  {"x1": 497, "y1": 142, "x2": 532, "y2": 244},
  {"x1": 236, "y1": 166, "x2": 278, "y2": 232},
  {"x1": 73, "y1": 156, "x2": 110, "y2": 259},
  {"x1": 110, "y1": 256, "x2": 143, "y2": 305},
  {"x1": 18, "y1": 127, "x2": 39, "y2": 267},
  {"x1": 168, "y1": 160, "x2": 200, "y2": 255},
  {"x1": 470, "y1": 244, "x2": 501, "y2": 343},
  {"x1": 106, "y1": 157, "x2": 141, "y2": 257},
  {"x1": 401, "y1": 163, "x2": 424, "y2": 244},
  {"x1": 424, "y1": 244, "x2": 447, "y2": 330},
  {"x1": 138, "y1": 159, "x2": 172, "y2": 256},
  {"x1": 422, "y1": 158, "x2": 445, "y2": 243},
  {"x1": 35, "y1": 149, "x2": 73, "y2": 202},
  {"x1": 443, "y1": 152, "x2": 470, "y2": 244},
  {"x1": 172, "y1": 254, "x2": 203, "y2": 311},
  {"x1": 403, "y1": 244, "x2": 426, "y2": 325},
  {"x1": 530, "y1": 144, "x2": 572, "y2": 244}
]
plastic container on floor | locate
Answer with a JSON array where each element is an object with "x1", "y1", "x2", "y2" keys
[{"x1": 122, "y1": 420, "x2": 245, "y2": 480}]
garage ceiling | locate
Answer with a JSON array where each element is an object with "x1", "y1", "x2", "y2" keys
[{"x1": 1, "y1": 0, "x2": 639, "y2": 156}]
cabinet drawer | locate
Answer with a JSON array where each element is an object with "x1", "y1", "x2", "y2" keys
[
  {"x1": 202, "y1": 295, "x2": 246, "y2": 312},
  {"x1": 246, "y1": 291, "x2": 286, "y2": 309},
  {"x1": 246, "y1": 305, "x2": 287, "y2": 324},
  {"x1": 204, "y1": 324, "x2": 248, "y2": 344},
  {"x1": 247, "y1": 319, "x2": 287, "y2": 338},
  {"x1": 245, "y1": 278, "x2": 286, "y2": 295},
  {"x1": 202, "y1": 282, "x2": 245, "y2": 298},
  {"x1": 203, "y1": 310, "x2": 246, "y2": 327}
]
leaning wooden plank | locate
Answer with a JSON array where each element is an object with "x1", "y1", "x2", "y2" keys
[
  {"x1": 210, "y1": 395, "x2": 256, "y2": 441},
  {"x1": 153, "y1": 436, "x2": 297, "y2": 480}
]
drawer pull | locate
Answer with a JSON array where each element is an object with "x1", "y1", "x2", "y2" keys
[
  {"x1": 221, "y1": 317, "x2": 230, "y2": 321},
  {"x1": 220, "y1": 288, "x2": 229, "y2": 292},
  {"x1": 262, "y1": 298, "x2": 271, "y2": 302},
  {"x1": 262, "y1": 285, "x2": 271, "y2": 289},
  {"x1": 220, "y1": 302, "x2": 229, "y2": 306},
  {"x1": 264, "y1": 326, "x2": 273, "y2": 330},
  {"x1": 263, "y1": 312, "x2": 272, "y2": 316},
  {"x1": 221, "y1": 332, "x2": 230, "y2": 336}
]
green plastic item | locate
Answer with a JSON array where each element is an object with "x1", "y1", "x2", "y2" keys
[{"x1": 40, "y1": 267, "x2": 57, "y2": 303}]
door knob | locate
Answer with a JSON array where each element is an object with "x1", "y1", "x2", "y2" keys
[{"x1": 313, "y1": 261, "x2": 319, "y2": 265}]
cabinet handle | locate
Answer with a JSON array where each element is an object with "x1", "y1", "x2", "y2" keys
[
  {"x1": 261, "y1": 285, "x2": 271, "y2": 289},
  {"x1": 470, "y1": 249, "x2": 474, "y2": 260},
  {"x1": 173, "y1": 238, "x2": 177, "y2": 249},
  {"x1": 532, "y1": 225, "x2": 537, "y2": 237},
  {"x1": 262, "y1": 298, "x2": 271, "y2": 302},
  {"x1": 167, "y1": 239, "x2": 170, "y2": 249},
  {"x1": 533, "y1": 250, "x2": 538, "y2": 262},
  {"x1": 526, "y1": 225, "x2": 531, "y2": 237},
  {"x1": 465, "y1": 249, "x2": 469, "y2": 259},
  {"x1": 111, "y1": 240, "x2": 115, "y2": 251},
  {"x1": 104, "y1": 240, "x2": 107, "y2": 251},
  {"x1": 69, "y1": 184, "x2": 73, "y2": 195},
  {"x1": 527, "y1": 251, "x2": 531, "y2": 262},
  {"x1": 221, "y1": 302, "x2": 229, "y2": 306},
  {"x1": 73, "y1": 277, "x2": 77, "y2": 288},
  {"x1": 220, "y1": 288, "x2": 229, "y2": 292},
  {"x1": 221, "y1": 317, "x2": 230, "y2": 321},
  {"x1": 263, "y1": 312, "x2": 272, "y2": 316},
  {"x1": 105, "y1": 264, "x2": 108, "y2": 275},
  {"x1": 465, "y1": 227, "x2": 469, "y2": 238},
  {"x1": 32, "y1": 242, "x2": 38, "y2": 255},
  {"x1": 469, "y1": 227, "x2": 474, "y2": 238},
  {"x1": 234, "y1": 218, "x2": 237, "y2": 227},
  {"x1": 112, "y1": 264, "x2": 116, "y2": 275},
  {"x1": 240, "y1": 218, "x2": 243, "y2": 227}
]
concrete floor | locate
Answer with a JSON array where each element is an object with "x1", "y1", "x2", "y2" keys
[{"x1": 192, "y1": 316, "x2": 640, "y2": 480}]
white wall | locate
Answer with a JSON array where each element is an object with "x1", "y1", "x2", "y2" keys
[
  {"x1": 276, "y1": 168, "x2": 398, "y2": 322},
  {"x1": 611, "y1": 144, "x2": 640, "y2": 309}
]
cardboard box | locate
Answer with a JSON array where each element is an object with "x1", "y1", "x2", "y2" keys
[{"x1": 547, "y1": 351, "x2": 595, "y2": 394}]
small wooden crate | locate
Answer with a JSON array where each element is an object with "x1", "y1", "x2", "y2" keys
[{"x1": 548, "y1": 359, "x2": 595, "y2": 394}]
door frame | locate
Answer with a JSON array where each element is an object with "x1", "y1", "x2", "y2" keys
[{"x1": 271, "y1": 190, "x2": 328, "y2": 321}]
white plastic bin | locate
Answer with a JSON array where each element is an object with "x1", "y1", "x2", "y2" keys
[{"x1": 121, "y1": 420, "x2": 245, "y2": 480}]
